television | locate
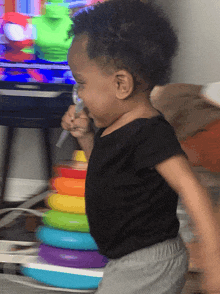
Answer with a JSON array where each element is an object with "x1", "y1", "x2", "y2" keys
[{"x1": 0, "y1": 0, "x2": 88, "y2": 114}]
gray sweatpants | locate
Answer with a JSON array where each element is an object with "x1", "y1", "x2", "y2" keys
[{"x1": 95, "y1": 234, "x2": 188, "y2": 294}]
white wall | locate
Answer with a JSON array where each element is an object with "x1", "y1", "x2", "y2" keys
[{"x1": 156, "y1": 0, "x2": 220, "y2": 85}]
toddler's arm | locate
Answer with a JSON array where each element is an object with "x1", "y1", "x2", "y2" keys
[
  {"x1": 61, "y1": 105, "x2": 94, "y2": 161},
  {"x1": 155, "y1": 154, "x2": 220, "y2": 293}
]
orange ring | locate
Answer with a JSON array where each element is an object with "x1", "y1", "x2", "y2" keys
[{"x1": 53, "y1": 177, "x2": 85, "y2": 197}]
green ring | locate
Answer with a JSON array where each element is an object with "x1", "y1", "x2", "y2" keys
[{"x1": 43, "y1": 210, "x2": 90, "y2": 233}]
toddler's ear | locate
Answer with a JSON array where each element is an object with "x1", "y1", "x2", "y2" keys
[{"x1": 115, "y1": 70, "x2": 134, "y2": 100}]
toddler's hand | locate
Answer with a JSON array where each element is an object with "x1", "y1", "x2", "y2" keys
[{"x1": 61, "y1": 105, "x2": 91, "y2": 138}]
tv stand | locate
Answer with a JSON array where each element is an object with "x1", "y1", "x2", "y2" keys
[{"x1": 0, "y1": 81, "x2": 73, "y2": 204}]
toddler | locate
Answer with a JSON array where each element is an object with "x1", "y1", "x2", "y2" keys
[{"x1": 62, "y1": 1, "x2": 220, "y2": 293}]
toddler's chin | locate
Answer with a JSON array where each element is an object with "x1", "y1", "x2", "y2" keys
[
  {"x1": 89, "y1": 114, "x2": 108, "y2": 129},
  {"x1": 92, "y1": 118, "x2": 105, "y2": 129}
]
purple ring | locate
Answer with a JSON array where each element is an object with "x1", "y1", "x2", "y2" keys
[{"x1": 39, "y1": 244, "x2": 108, "y2": 268}]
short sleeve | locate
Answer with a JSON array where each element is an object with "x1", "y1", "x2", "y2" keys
[{"x1": 134, "y1": 117, "x2": 187, "y2": 171}]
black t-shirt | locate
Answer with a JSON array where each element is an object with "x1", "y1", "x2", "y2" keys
[{"x1": 85, "y1": 114, "x2": 186, "y2": 259}]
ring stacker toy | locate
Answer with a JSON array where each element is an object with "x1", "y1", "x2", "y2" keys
[
  {"x1": 47, "y1": 193, "x2": 86, "y2": 214},
  {"x1": 72, "y1": 150, "x2": 87, "y2": 163},
  {"x1": 43, "y1": 210, "x2": 90, "y2": 232},
  {"x1": 51, "y1": 150, "x2": 87, "y2": 192},
  {"x1": 56, "y1": 83, "x2": 84, "y2": 148},
  {"x1": 49, "y1": 176, "x2": 58, "y2": 191},
  {"x1": 50, "y1": 176, "x2": 86, "y2": 193},
  {"x1": 44, "y1": 191, "x2": 56, "y2": 209},
  {"x1": 38, "y1": 244, "x2": 108, "y2": 268},
  {"x1": 53, "y1": 177, "x2": 85, "y2": 196},
  {"x1": 21, "y1": 256, "x2": 104, "y2": 290},
  {"x1": 71, "y1": 150, "x2": 88, "y2": 171},
  {"x1": 36, "y1": 226, "x2": 97, "y2": 250},
  {"x1": 21, "y1": 144, "x2": 107, "y2": 291},
  {"x1": 53, "y1": 166, "x2": 87, "y2": 179}
]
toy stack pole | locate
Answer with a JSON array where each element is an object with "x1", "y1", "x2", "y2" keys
[{"x1": 21, "y1": 151, "x2": 108, "y2": 291}]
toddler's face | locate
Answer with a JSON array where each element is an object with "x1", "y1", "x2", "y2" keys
[{"x1": 68, "y1": 34, "x2": 122, "y2": 129}]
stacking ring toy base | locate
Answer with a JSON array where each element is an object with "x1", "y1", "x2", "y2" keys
[
  {"x1": 43, "y1": 210, "x2": 90, "y2": 232},
  {"x1": 39, "y1": 244, "x2": 108, "y2": 268},
  {"x1": 36, "y1": 226, "x2": 98, "y2": 250},
  {"x1": 48, "y1": 193, "x2": 85, "y2": 214},
  {"x1": 21, "y1": 256, "x2": 103, "y2": 290}
]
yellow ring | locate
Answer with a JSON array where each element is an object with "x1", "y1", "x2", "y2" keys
[{"x1": 48, "y1": 194, "x2": 85, "y2": 214}]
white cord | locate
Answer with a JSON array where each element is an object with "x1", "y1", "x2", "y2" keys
[
  {"x1": 0, "y1": 207, "x2": 43, "y2": 254},
  {"x1": 4, "y1": 274, "x2": 96, "y2": 293},
  {"x1": 0, "y1": 190, "x2": 48, "y2": 229},
  {"x1": 0, "y1": 208, "x2": 43, "y2": 217}
]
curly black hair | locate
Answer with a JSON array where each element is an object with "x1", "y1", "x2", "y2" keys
[{"x1": 69, "y1": 0, "x2": 178, "y2": 87}]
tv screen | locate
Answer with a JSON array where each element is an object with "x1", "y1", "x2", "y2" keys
[{"x1": 0, "y1": 0, "x2": 87, "y2": 85}]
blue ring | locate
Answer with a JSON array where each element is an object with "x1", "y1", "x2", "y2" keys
[
  {"x1": 21, "y1": 267, "x2": 102, "y2": 290},
  {"x1": 36, "y1": 226, "x2": 98, "y2": 250}
]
